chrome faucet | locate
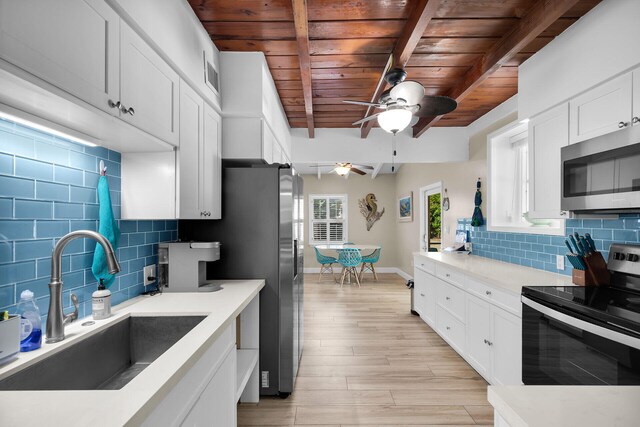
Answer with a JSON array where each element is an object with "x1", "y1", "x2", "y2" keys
[{"x1": 46, "y1": 230, "x2": 121, "y2": 343}]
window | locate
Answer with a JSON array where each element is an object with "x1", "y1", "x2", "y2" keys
[
  {"x1": 309, "y1": 194, "x2": 348, "y2": 244},
  {"x1": 488, "y1": 121, "x2": 563, "y2": 235}
]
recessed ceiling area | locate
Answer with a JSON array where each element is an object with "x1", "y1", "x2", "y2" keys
[
  {"x1": 294, "y1": 162, "x2": 401, "y2": 178},
  {"x1": 188, "y1": 0, "x2": 601, "y2": 138}
]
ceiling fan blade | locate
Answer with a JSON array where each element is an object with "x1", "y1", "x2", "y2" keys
[
  {"x1": 414, "y1": 96, "x2": 458, "y2": 117},
  {"x1": 351, "y1": 113, "x2": 381, "y2": 126},
  {"x1": 390, "y1": 81, "x2": 424, "y2": 106},
  {"x1": 351, "y1": 164, "x2": 374, "y2": 170},
  {"x1": 308, "y1": 164, "x2": 338, "y2": 168},
  {"x1": 342, "y1": 100, "x2": 383, "y2": 107},
  {"x1": 350, "y1": 167, "x2": 367, "y2": 175}
]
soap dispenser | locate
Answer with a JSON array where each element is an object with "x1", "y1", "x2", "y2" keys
[{"x1": 92, "y1": 279, "x2": 112, "y2": 320}]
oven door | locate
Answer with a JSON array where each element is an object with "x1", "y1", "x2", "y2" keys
[{"x1": 522, "y1": 296, "x2": 640, "y2": 385}]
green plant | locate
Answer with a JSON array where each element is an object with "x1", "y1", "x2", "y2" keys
[{"x1": 428, "y1": 193, "x2": 441, "y2": 239}]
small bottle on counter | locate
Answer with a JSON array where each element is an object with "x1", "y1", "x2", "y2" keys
[
  {"x1": 16, "y1": 290, "x2": 42, "y2": 352},
  {"x1": 92, "y1": 279, "x2": 112, "y2": 320}
]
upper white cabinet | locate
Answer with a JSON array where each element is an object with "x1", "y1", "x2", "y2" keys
[
  {"x1": 178, "y1": 80, "x2": 221, "y2": 220},
  {"x1": 220, "y1": 52, "x2": 291, "y2": 163},
  {"x1": 528, "y1": 103, "x2": 569, "y2": 219},
  {"x1": 633, "y1": 69, "x2": 640, "y2": 126},
  {"x1": 0, "y1": 0, "x2": 120, "y2": 116},
  {"x1": 569, "y1": 72, "x2": 633, "y2": 144},
  {"x1": 120, "y1": 24, "x2": 179, "y2": 146}
]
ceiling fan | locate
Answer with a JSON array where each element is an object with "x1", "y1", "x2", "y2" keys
[
  {"x1": 343, "y1": 68, "x2": 458, "y2": 134},
  {"x1": 309, "y1": 162, "x2": 374, "y2": 176}
]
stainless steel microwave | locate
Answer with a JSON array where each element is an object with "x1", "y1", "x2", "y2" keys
[{"x1": 561, "y1": 125, "x2": 640, "y2": 213}]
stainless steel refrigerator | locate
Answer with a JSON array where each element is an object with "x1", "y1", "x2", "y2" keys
[{"x1": 179, "y1": 164, "x2": 304, "y2": 397}]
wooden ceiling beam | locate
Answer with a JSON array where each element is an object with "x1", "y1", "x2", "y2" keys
[
  {"x1": 413, "y1": 0, "x2": 580, "y2": 137},
  {"x1": 360, "y1": 0, "x2": 442, "y2": 139},
  {"x1": 291, "y1": 0, "x2": 314, "y2": 138}
]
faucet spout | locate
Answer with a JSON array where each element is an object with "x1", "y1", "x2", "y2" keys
[{"x1": 46, "y1": 230, "x2": 120, "y2": 343}]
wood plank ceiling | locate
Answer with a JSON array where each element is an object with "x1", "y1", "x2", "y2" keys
[{"x1": 189, "y1": 0, "x2": 601, "y2": 137}]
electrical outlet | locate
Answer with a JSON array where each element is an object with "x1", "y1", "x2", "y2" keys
[
  {"x1": 144, "y1": 264, "x2": 156, "y2": 286},
  {"x1": 261, "y1": 371, "x2": 269, "y2": 388},
  {"x1": 556, "y1": 255, "x2": 565, "y2": 270}
]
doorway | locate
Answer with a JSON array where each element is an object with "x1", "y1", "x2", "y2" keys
[{"x1": 419, "y1": 182, "x2": 442, "y2": 252}]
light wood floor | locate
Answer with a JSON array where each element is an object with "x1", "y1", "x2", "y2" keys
[{"x1": 238, "y1": 273, "x2": 493, "y2": 426}]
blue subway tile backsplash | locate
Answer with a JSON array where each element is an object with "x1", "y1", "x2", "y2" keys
[
  {"x1": 0, "y1": 118, "x2": 177, "y2": 323},
  {"x1": 458, "y1": 216, "x2": 640, "y2": 276}
]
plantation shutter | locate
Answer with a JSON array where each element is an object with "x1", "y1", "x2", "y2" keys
[{"x1": 310, "y1": 195, "x2": 347, "y2": 244}]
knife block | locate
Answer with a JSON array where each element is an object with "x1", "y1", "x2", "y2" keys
[
  {"x1": 583, "y1": 252, "x2": 611, "y2": 286},
  {"x1": 572, "y1": 269, "x2": 595, "y2": 286}
]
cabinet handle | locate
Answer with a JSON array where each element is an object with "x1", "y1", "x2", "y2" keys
[
  {"x1": 108, "y1": 99, "x2": 121, "y2": 109},
  {"x1": 485, "y1": 290, "x2": 492, "y2": 296},
  {"x1": 445, "y1": 296, "x2": 451, "y2": 300},
  {"x1": 483, "y1": 339, "x2": 488, "y2": 344},
  {"x1": 445, "y1": 273, "x2": 451, "y2": 278},
  {"x1": 618, "y1": 121, "x2": 629, "y2": 128},
  {"x1": 119, "y1": 104, "x2": 135, "y2": 116},
  {"x1": 420, "y1": 293, "x2": 425, "y2": 297},
  {"x1": 487, "y1": 340, "x2": 493, "y2": 346},
  {"x1": 633, "y1": 117, "x2": 640, "y2": 124},
  {"x1": 446, "y1": 326, "x2": 451, "y2": 330},
  {"x1": 559, "y1": 211, "x2": 567, "y2": 216}
]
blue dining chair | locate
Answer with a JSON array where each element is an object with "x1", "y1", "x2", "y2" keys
[
  {"x1": 314, "y1": 247, "x2": 337, "y2": 283},
  {"x1": 359, "y1": 248, "x2": 381, "y2": 281},
  {"x1": 338, "y1": 248, "x2": 362, "y2": 287}
]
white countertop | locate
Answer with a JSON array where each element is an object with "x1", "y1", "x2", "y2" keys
[
  {"x1": 0, "y1": 279, "x2": 264, "y2": 427},
  {"x1": 489, "y1": 385, "x2": 640, "y2": 427},
  {"x1": 414, "y1": 252, "x2": 573, "y2": 295}
]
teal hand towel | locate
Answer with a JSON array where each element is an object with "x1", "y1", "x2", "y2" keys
[{"x1": 92, "y1": 175, "x2": 120, "y2": 288}]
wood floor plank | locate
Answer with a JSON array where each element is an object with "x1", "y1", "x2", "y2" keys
[{"x1": 237, "y1": 274, "x2": 490, "y2": 426}]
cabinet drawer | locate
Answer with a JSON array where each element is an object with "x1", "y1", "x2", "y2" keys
[
  {"x1": 435, "y1": 264, "x2": 465, "y2": 288},
  {"x1": 413, "y1": 256, "x2": 435, "y2": 275},
  {"x1": 437, "y1": 278, "x2": 466, "y2": 321},
  {"x1": 436, "y1": 305, "x2": 465, "y2": 354},
  {"x1": 466, "y1": 277, "x2": 521, "y2": 316}
]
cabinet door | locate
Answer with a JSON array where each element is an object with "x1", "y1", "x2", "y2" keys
[
  {"x1": 120, "y1": 23, "x2": 179, "y2": 145},
  {"x1": 413, "y1": 268, "x2": 426, "y2": 317},
  {"x1": 633, "y1": 70, "x2": 640, "y2": 127},
  {"x1": 272, "y1": 141, "x2": 283, "y2": 165},
  {"x1": 465, "y1": 294, "x2": 492, "y2": 381},
  {"x1": 202, "y1": 103, "x2": 222, "y2": 219},
  {"x1": 491, "y1": 307, "x2": 522, "y2": 385},
  {"x1": 262, "y1": 121, "x2": 274, "y2": 164},
  {"x1": 423, "y1": 274, "x2": 437, "y2": 326},
  {"x1": 198, "y1": 348, "x2": 237, "y2": 426},
  {"x1": 569, "y1": 73, "x2": 632, "y2": 144},
  {"x1": 178, "y1": 80, "x2": 203, "y2": 219},
  {"x1": 0, "y1": 0, "x2": 119, "y2": 114},
  {"x1": 528, "y1": 103, "x2": 569, "y2": 219}
]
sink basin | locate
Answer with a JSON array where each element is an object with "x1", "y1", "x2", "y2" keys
[{"x1": 0, "y1": 316, "x2": 205, "y2": 391}]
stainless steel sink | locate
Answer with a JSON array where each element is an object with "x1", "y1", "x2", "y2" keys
[{"x1": 0, "y1": 316, "x2": 205, "y2": 390}]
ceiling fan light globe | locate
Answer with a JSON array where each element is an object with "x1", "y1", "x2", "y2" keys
[
  {"x1": 378, "y1": 109, "x2": 412, "y2": 134},
  {"x1": 334, "y1": 166, "x2": 351, "y2": 176}
]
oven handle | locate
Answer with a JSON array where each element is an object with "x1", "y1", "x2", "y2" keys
[{"x1": 522, "y1": 296, "x2": 640, "y2": 350}]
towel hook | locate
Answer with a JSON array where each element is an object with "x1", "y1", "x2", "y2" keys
[{"x1": 99, "y1": 160, "x2": 107, "y2": 176}]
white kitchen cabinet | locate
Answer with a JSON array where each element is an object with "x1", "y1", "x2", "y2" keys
[
  {"x1": 465, "y1": 294, "x2": 492, "y2": 380},
  {"x1": 202, "y1": 103, "x2": 222, "y2": 219},
  {"x1": 178, "y1": 80, "x2": 221, "y2": 219},
  {"x1": 414, "y1": 264, "x2": 436, "y2": 326},
  {"x1": 120, "y1": 23, "x2": 179, "y2": 146},
  {"x1": 491, "y1": 307, "x2": 522, "y2": 385},
  {"x1": 222, "y1": 117, "x2": 286, "y2": 164},
  {"x1": 633, "y1": 69, "x2": 640, "y2": 127},
  {"x1": 528, "y1": 103, "x2": 569, "y2": 219},
  {"x1": 413, "y1": 270, "x2": 426, "y2": 317},
  {"x1": 0, "y1": 0, "x2": 120, "y2": 116},
  {"x1": 569, "y1": 72, "x2": 632, "y2": 144}
]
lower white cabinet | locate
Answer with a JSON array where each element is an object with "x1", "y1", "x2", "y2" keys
[{"x1": 413, "y1": 254, "x2": 523, "y2": 385}]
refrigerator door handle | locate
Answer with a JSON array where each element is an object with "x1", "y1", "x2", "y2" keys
[{"x1": 293, "y1": 239, "x2": 298, "y2": 278}]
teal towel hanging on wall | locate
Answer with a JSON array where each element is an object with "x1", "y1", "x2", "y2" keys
[
  {"x1": 92, "y1": 174, "x2": 120, "y2": 288},
  {"x1": 471, "y1": 178, "x2": 484, "y2": 227}
]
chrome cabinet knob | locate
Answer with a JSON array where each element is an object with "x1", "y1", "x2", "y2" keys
[
  {"x1": 483, "y1": 339, "x2": 488, "y2": 344},
  {"x1": 446, "y1": 326, "x2": 451, "y2": 330},
  {"x1": 485, "y1": 290, "x2": 492, "y2": 296},
  {"x1": 618, "y1": 121, "x2": 629, "y2": 128},
  {"x1": 446, "y1": 273, "x2": 451, "y2": 278},
  {"x1": 560, "y1": 211, "x2": 567, "y2": 216},
  {"x1": 487, "y1": 340, "x2": 493, "y2": 346},
  {"x1": 119, "y1": 104, "x2": 135, "y2": 116},
  {"x1": 445, "y1": 296, "x2": 451, "y2": 300},
  {"x1": 420, "y1": 293, "x2": 425, "y2": 297},
  {"x1": 633, "y1": 116, "x2": 640, "y2": 124},
  {"x1": 108, "y1": 99, "x2": 121, "y2": 109}
]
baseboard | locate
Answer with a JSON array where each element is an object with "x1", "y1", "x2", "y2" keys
[{"x1": 303, "y1": 266, "x2": 413, "y2": 282}]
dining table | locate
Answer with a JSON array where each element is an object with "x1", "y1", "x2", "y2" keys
[{"x1": 314, "y1": 244, "x2": 381, "y2": 252}]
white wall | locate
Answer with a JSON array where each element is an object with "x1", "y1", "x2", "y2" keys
[
  {"x1": 292, "y1": 126, "x2": 469, "y2": 164},
  {"x1": 519, "y1": 0, "x2": 640, "y2": 119}
]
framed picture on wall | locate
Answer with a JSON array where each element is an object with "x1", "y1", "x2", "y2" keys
[{"x1": 398, "y1": 192, "x2": 413, "y2": 222}]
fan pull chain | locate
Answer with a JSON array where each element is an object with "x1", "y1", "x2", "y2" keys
[{"x1": 391, "y1": 133, "x2": 397, "y2": 172}]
